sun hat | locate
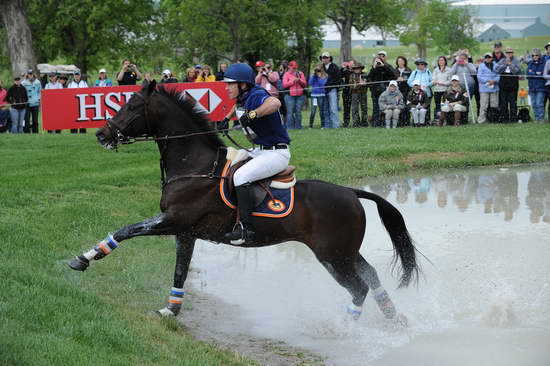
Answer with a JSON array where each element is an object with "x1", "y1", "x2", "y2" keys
[
  {"x1": 484, "y1": 52, "x2": 493, "y2": 58},
  {"x1": 451, "y1": 75, "x2": 460, "y2": 81},
  {"x1": 99, "y1": 68, "x2": 107, "y2": 73},
  {"x1": 532, "y1": 48, "x2": 542, "y2": 56},
  {"x1": 412, "y1": 79, "x2": 421, "y2": 86},
  {"x1": 414, "y1": 58, "x2": 427, "y2": 65},
  {"x1": 389, "y1": 80, "x2": 398, "y2": 87},
  {"x1": 162, "y1": 69, "x2": 171, "y2": 75}
]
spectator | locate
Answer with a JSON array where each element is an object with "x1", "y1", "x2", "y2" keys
[
  {"x1": 308, "y1": 65, "x2": 328, "y2": 128},
  {"x1": 543, "y1": 42, "x2": 550, "y2": 120},
  {"x1": 68, "y1": 71, "x2": 88, "y2": 133},
  {"x1": 0, "y1": 80, "x2": 9, "y2": 133},
  {"x1": 495, "y1": 47, "x2": 521, "y2": 123},
  {"x1": 527, "y1": 48, "x2": 547, "y2": 123},
  {"x1": 141, "y1": 72, "x2": 153, "y2": 85},
  {"x1": 282, "y1": 60, "x2": 307, "y2": 129},
  {"x1": 255, "y1": 61, "x2": 279, "y2": 97},
  {"x1": 196, "y1": 65, "x2": 216, "y2": 82},
  {"x1": 215, "y1": 63, "x2": 228, "y2": 81},
  {"x1": 492, "y1": 41, "x2": 505, "y2": 63},
  {"x1": 408, "y1": 59, "x2": 432, "y2": 121},
  {"x1": 450, "y1": 53, "x2": 477, "y2": 97},
  {"x1": 377, "y1": 50, "x2": 396, "y2": 74},
  {"x1": 117, "y1": 59, "x2": 142, "y2": 85},
  {"x1": 378, "y1": 80, "x2": 404, "y2": 129},
  {"x1": 341, "y1": 60, "x2": 354, "y2": 127},
  {"x1": 542, "y1": 48, "x2": 550, "y2": 120},
  {"x1": 184, "y1": 68, "x2": 198, "y2": 82},
  {"x1": 320, "y1": 51, "x2": 341, "y2": 128},
  {"x1": 6, "y1": 76, "x2": 27, "y2": 133},
  {"x1": 277, "y1": 60, "x2": 289, "y2": 121},
  {"x1": 22, "y1": 69, "x2": 41, "y2": 133},
  {"x1": 45, "y1": 73, "x2": 62, "y2": 89},
  {"x1": 95, "y1": 69, "x2": 113, "y2": 87},
  {"x1": 44, "y1": 73, "x2": 62, "y2": 134},
  {"x1": 440, "y1": 75, "x2": 468, "y2": 127},
  {"x1": 368, "y1": 56, "x2": 396, "y2": 127},
  {"x1": 407, "y1": 79, "x2": 430, "y2": 126},
  {"x1": 477, "y1": 53, "x2": 500, "y2": 124},
  {"x1": 160, "y1": 69, "x2": 178, "y2": 83},
  {"x1": 58, "y1": 75, "x2": 68, "y2": 88},
  {"x1": 394, "y1": 56, "x2": 411, "y2": 100},
  {"x1": 432, "y1": 56, "x2": 452, "y2": 123},
  {"x1": 349, "y1": 62, "x2": 368, "y2": 127}
]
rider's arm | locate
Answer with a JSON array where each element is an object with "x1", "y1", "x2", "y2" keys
[{"x1": 252, "y1": 96, "x2": 281, "y2": 117}]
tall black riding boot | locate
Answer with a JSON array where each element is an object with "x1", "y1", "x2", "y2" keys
[{"x1": 225, "y1": 184, "x2": 255, "y2": 245}]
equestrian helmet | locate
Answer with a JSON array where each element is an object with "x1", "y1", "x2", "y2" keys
[{"x1": 223, "y1": 63, "x2": 255, "y2": 85}]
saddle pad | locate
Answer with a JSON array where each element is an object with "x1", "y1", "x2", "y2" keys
[{"x1": 219, "y1": 160, "x2": 294, "y2": 218}]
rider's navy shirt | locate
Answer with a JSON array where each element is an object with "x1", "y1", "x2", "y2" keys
[{"x1": 242, "y1": 86, "x2": 290, "y2": 147}]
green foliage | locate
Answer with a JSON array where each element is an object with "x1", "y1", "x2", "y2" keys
[
  {"x1": 399, "y1": 0, "x2": 478, "y2": 57},
  {"x1": 25, "y1": 0, "x2": 157, "y2": 73}
]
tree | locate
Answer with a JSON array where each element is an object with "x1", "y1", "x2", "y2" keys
[
  {"x1": 326, "y1": 0, "x2": 405, "y2": 63},
  {"x1": 399, "y1": 0, "x2": 478, "y2": 59},
  {"x1": 0, "y1": 0, "x2": 37, "y2": 77},
  {"x1": 25, "y1": 0, "x2": 156, "y2": 74}
]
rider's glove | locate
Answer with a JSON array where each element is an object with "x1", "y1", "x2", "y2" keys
[
  {"x1": 239, "y1": 110, "x2": 256, "y2": 129},
  {"x1": 218, "y1": 117, "x2": 230, "y2": 133}
]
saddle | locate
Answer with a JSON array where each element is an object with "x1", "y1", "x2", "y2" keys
[{"x1": 224, "y1": 158, "x2": 296, "y2": 207}]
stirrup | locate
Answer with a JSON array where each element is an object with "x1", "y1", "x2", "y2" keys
[{"x1": 225, "y1": 222, "x2": 254, "y2": 245}]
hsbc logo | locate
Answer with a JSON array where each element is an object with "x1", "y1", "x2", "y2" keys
[{"x1": 183, "y1": 88, "x2": 222, "y2": 113}]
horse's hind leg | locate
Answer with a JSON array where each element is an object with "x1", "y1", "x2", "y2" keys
[
  {"x1": 356, "y1": 254, "x2": 397, "y2": 320},
  {"x1": 320, "y1": 258, "x2": 369, "y2": 320},
  {"x1": 69, "y1": 213, "x2": 174, "y2": 271},
  {"x1": 155, "y1": 234, "x2": 196, "y2": 317}
]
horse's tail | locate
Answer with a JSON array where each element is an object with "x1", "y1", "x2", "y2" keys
[{"x1": 352, "y1": 188, "x2": 419, "y2": 288}]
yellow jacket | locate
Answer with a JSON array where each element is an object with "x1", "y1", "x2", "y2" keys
[{"x1": 195, "y1": 74, "x2": 216, "y2": 82}]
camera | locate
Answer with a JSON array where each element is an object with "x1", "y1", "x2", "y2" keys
[{"x1": 376, "y1": 61, "x2": 383, "y2": 66}]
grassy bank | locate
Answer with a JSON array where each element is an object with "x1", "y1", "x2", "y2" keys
[{"x1": 1, "y1": 123, "x2": 550, "y2": 365}]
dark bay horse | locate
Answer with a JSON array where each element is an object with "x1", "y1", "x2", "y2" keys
[{"x1": 69, "y1": 81, "x2": 419, "y2": 322}]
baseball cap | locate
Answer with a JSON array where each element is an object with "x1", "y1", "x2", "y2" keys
[
  {"x1": 389, "y1": 80, "x2": 398, "y2": 87},
  {"x1": 162, "y1": 69, "x2": 171, "y2": 75},
  {"x1": 505, "y1": 47, "x2": 514, "y2": 53},
  {"x1": 532, "y1": 48, "x2": 542, "y2": 56},
  {"x1": 194, "y1": 64, "x2": 202, "y2": 69},
  {"x1": 451, "y1": 75, "x2": 460, "y2": 81},
  {"x1": 74, "y1": 70, "x2": 81, "y2": 75},
  {"x1": 378, "y1": 50, "x2": 387, "y2": 56},
  {"x1": 26, "y1": 69, "x2": 33, "y2": 74},
  {"x1": 484, "y1": 52, "x2": 493, "y2": 58},
  {"x1": 255, "y1": 60, "x2": 265, "y2": 67},
  {"x1": 99, "y1": 68, "x2": 107, "y2": 73},
  {"x1": 412, "y1": 79, "x2": 421, "y2": 86},
  {"x1": 321, "y1": 51, "x2": 331, "y2": 58},
  {"x1": 14, "y1": 76, "x2": 21, "y2": 81}
]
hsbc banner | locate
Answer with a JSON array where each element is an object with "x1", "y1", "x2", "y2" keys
[{"x1": 41, "y1": 82, "x2": 235, "y2": 131}]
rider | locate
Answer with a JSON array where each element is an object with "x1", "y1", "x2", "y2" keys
[{"x1": 221, "y1": 63, "x2": 291, "y2": 245}]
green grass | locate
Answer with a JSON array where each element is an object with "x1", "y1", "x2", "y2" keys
[{"x1": 2, "y1": 124, "x2": 550, "y2": 365}]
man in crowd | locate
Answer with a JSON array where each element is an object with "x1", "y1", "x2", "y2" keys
[
  {"x1": 477, "y1": 53, "x2": 500, "y2": 124},
  {"x1": 543, "y1": 42, "x2": 550, "y2": 120},
  {"x1": 68, "y1": 71, "x2": 88, "y2": 133},
  {"x1": 215, "y1": 63, "x2": 228, "y2": 81},
  {"x1": 492, "y1": 41, "x2": 505, "y2": 63},
  {"x1": 44, "y1": 73, "x2": 62, "y2": 134},
  {"x1": 117, "y1": 59, "x2": 142, "y2": 85},
  {"x1": 320, "y1": 51, "x2": 341, "y2": 128},
  {"x1": 341, "y1": 60, "x2": 354, "y2": 127},
  {"x1": 527, "y1": 48, "x2": 547, "y2": 123},
  {"x1": 160, "y1": 69, "x2": 178, "y2": 83},
  {"x1": 6, "y1": 76, "x2": 28, "y2": 133},
  {"x1": 495, "y1": 47, "x2": 521, "y2": 123},
  {"x1": 22, "y1": 69, "x2": 41, "y2": 133}
]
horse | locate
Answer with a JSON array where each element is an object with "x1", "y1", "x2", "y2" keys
[{"x1": 69, "y1": 80, "x2": 419, "y2": 323}]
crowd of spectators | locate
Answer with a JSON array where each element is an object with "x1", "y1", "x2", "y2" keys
[{"x1": 2, "y1": 40, "x2": 550, "y2": 134}]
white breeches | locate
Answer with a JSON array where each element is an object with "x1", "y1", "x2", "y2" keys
[{"x1": 233, "y1": 148, "x2": 291, "y2": 186}]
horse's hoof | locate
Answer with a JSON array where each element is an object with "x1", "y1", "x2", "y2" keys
[
  {"x1": 153, "y1": 307, "x2": 177, "y2": 317},
  {"x1": 68, "y1": 256, "x2": 89, "y2": 271}
]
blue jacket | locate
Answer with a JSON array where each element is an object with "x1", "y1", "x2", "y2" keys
[
  {"x1": 308, "y1": 75, "x2": 327, "y2": 97},
  {"x1": 527, "y1": 59, "x2": 547, "y2": 92},
  {"x1": 407, "y1": 69, "x2": 432, "y2": 97},
  {"x1": 477, "y1": 62, "x2": 500, "y2": 93},
  {"x1": 21, "y1": 79, "x2": 42, "y2": 107}
]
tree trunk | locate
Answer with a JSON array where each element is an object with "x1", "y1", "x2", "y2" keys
[
  {"x1": 417, "y1": 44, "x2": 427, "y2": 60},
  {"x1": 340, "y1": 18, "x2": 352, "y2": 64},
  {"x1": 0, "y1": 0, "x2": 37, "y2": 77}
]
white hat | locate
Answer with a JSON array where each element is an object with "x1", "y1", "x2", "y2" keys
[
  {"x1": 389, "y1": 80, "x2": 398, "y2": 87},
  {"x1": 412, "y1": 79, "x2": 421, "y2": 86},
  {"x1": 98, "y1": 68, "x2": 106, "y2": 73},
  {"x1": 162, "y1": 69, "x2": 171, "y2": 75},
  {"x1": 451, "y1": 75, "x2": 460, "y2": 81},
  {"x1": 321, "y1": 51, "x2": 331, "y2": 58},
  {"x1": 377, "y1": 50, "x2": 387, "y2": 56}
]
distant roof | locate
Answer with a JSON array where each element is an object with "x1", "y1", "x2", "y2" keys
[
  {"x1": 322, "y1": 24, "x2": 398, "y2": 41},
  {"x1": 453, "y1": 0, "x2": 550, "y2": 5},
  {"x1": 494, "y1": 21, "x2": 537, "y2": 30}
]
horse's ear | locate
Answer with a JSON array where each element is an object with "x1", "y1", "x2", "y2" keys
[{"x1": 145, "y1": 79, "x2": 157, "y2": 97}]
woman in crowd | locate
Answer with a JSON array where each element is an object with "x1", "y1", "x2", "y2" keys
[
  {"x1": 368, "y1": 56, "x2": 396, "y2": 127},
  {"x1": 308, "y1": 65, "x2": 328, "y2": 128},
  {"x1": 215, "y1": 63, "x2": 227, "y2": 81},
  {"x1": 527, "y1": 48, "x2": 547, "y2": 123},
  {"x1": 282, "y1": 60, "x2": 307, "y2": 129},
  {"x1": 195, "y1": 65, "x2": 216, "y2": 82},
  {"x1": 407, "y1": 59, "x2": 432, "y2": 122},
  {"x1": 0, "y1": 80, "x2": 9, "y2": 133},
  {"x1": 440, "y1": 75, "x2": 468, "y2": 126},
  {"x1": 378, "y1": 80, "x2": 404, "y2": 129},
  {"x1": 255, "y1": 61, "x2": 279, "y2": 97},
  {"x1": 95, "y1": 69, "x2": 113, "y2": 87},
  {"x1": 432, "y1": 56, "x2": 452, "y2": 123},
  {"x1": 6, "y1": 76, "x2": 28, "y2": 134},
  {"x1": 450, "y1": 53, "x2": 477, "y2": 98},
  {"x1": 407, "y1": 79, "x2": 430, "y2": 126},
  {"x1": 184, "y1": 67, "x2": 198, "y2": 82},
  {"x1": 395, "y1": 56, "x2": 411, "y2": 125}
]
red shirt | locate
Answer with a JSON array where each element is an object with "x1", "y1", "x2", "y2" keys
[{"x1": 0, "y1": 88, "x2": 7, "y2": 108}]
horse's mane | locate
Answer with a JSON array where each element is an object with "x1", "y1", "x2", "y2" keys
[{"x1": 156, "y1": 85, "x2": 225, "y2": 149}]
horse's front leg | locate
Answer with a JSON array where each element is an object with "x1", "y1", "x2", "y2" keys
[
  {"x1": 155, "y1": 234, "x2": 196, "y2": 317},
  {"x1": 69, "y1": 213, "x2": 174, "y2": 271}
]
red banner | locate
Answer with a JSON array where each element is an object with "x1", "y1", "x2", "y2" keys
[{"x1": 41, "y1": 82, "x2": 234, "y2": 130}]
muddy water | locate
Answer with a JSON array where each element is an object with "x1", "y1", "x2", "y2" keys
[{"x1": 188, "y1": 165, "x2": 550, "y2": 366}]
